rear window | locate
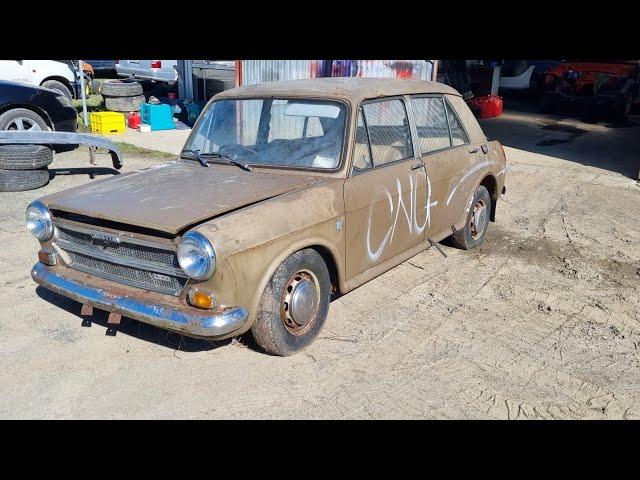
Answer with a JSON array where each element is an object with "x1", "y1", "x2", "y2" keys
[{"x1": 411, "y1": 96, "x2": 451, "y2": 153}]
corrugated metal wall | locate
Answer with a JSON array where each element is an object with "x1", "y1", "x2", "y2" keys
[
  {"x1": 241, "y1": 60, "x2": 435, "y2": 85},
  {"x1": 242, "y1": 60, "x2": 314, "y2": 85}
]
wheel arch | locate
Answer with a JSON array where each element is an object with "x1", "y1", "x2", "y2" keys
[
  {"x1": 40, "y1": 76, "x2": 75, "y2": 98},
  {"x1": 0, "y1": 104, "x2": 54, "y2": 130},
  {"x1": 480, "y1": 173, "x2": 498, "y2": 222}
]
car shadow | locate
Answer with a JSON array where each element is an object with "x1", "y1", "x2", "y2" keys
[
  {"x1": 49, "y1": 167, "x2": 121, "y2": 180},
  {"x1": 35, "y1": 286, "x2": 239, "y2": 353},
  {"x1": 479, "y1": 94, "x2": 640, "y2": 179}
]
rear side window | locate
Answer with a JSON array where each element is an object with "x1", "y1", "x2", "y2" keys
[
  {"x1": 362, "y1": 99, "x2": 413, "y2": 166},
  {"x1": 353, "y1": 109, "x2": 373, "y2": 171},
  {"x1": 445, "y1": 100, "x2": 469, "y2": 146},
  {"x1": 411, "y1": 96, "x2": 451, "y2": 154}
]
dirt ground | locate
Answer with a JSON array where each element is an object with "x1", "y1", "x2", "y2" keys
[{"x1": 0, "y1": 106, "x2": 638, "y2": 419}]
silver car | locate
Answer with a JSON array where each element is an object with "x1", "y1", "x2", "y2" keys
[{"x1": 115, "y1": 60, "x2": 178, "y2": 83}]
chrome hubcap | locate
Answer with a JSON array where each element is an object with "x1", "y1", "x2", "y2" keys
[
  {"x1": 470, "y1": 200, "x2": 487, "y2": 240},
  {"x1": 281, "y1": 270, "x2": 320, "y2": 335},
  {"x1": 6, "y1": 117, "x2": 42, "y2": 131}
]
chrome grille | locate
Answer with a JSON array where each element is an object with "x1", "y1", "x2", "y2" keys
[{"x1": 54, "y1": 223, "x2": 187, "y2": 296}]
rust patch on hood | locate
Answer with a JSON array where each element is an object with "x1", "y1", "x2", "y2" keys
[{"x1": 42, "y1": 161, "x2": 325, "y2": 234}]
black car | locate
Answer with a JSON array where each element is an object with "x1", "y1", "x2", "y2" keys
[{"x1": 0, "y1": 80, "x2": 77, "y2": 132}]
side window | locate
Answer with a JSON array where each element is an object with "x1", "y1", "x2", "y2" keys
[
  {"x1": 353, "y1": 109, "x2": 372, "y2": 171},
  {"x1": 411, "y1": 96, "x2": 451, "y2": 154},
  {"x1": 362, "y1": 99, "x2": 413, "y2": 166},
  {"x1": 445, "y1": 100, "x2": 469, "y2": 146}
]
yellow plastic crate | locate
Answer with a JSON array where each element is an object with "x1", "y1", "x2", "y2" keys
[{"x1": 90, "y1": 111, "x2": 125, "y2": 134}]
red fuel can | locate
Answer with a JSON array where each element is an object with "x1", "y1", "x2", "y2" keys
[
  {"x1": 467, "y1": 95, "x2": 503, "y2": 118},
  {"x1": 127, "y1": 111, "x2": 142, "y2": 129}
]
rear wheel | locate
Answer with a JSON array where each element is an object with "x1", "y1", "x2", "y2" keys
[
  {"x1": 251, "y1": 248, "x2": 331, "y2": 356},
  {"x1": 450, "y1": 185, "x2": 492, "y2": 250},
  {"x1": 41, "y1": 80, "x2": 73, "y2": 100}
]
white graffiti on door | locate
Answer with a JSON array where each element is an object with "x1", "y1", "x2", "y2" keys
[
  {"x1": 446, "y1": 159, "x2": 493, "y2": 206},
  {"x1": 366, "y1": 172, "x2": 438, "y2": 262}
]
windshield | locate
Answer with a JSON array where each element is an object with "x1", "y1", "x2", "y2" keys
[{"x1": 183, "y1": 98, "x2": 347, "y2": 170}]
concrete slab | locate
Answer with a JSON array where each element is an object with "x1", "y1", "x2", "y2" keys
[{"x1": 110, "y1": 124, "x2": 191, "y2": 155}]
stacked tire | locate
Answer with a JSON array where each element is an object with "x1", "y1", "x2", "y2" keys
[
  {"x1": 101, "y1": 80, "x2": 145, "y2": 113},
  {"x1": 0, "y1": 145, "x2": 52, "y2": 192}
]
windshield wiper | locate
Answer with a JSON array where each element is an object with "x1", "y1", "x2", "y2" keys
[
  {"x1": 180, "y1": 149, "x2": 209, "y2": 167},
  {"x1": 204, "y1": 152, "x2": 253, "y2": 172},
  {"x1": 180, "y1": 149, "x2": 253, "y2": 172}
]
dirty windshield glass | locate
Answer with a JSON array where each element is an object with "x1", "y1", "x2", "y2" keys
[{"x1": 184, "y1": 98, "x2": 347, "y2": 170}]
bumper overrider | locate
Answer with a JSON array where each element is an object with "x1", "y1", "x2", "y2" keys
[{"x1": 31, "y1": 263, "x2": 249, "y2": 338}]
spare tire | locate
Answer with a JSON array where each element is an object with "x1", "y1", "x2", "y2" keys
[
  {"x1": 104, "y1": 94, "x2": 146, "y2": 112},
  {"x1": 0, "y1": 145, "x2": 53, "y2": 170},
  {"x1": 91, "y1": 78, "x2": 103, "y2": 95},
  {"x1": 0, "y1": 168, "x2": 50, "y2": 192},
  {"x1": 101, "y1": 79, "x2": 143, "y2": 97}
]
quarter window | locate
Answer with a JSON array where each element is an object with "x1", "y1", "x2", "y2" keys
[
  {"x1": 362, "y1": 99, "x2": 413, "y2": 166},
  {"x1": 445, "y1": 100, "x2": 469, "y2": 146},
  {"x1": 411, "y1": 97, "x2": 451, "y2": 154},
  {"x1": 353, "y1": 109, "x2": 373, "y2": 171}
]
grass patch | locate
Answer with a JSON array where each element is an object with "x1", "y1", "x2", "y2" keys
[{"x1": 114, "y1": 142, "x2": 176, "y2": 159}]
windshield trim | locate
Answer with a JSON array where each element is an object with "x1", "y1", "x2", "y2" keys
[{"x1": 181, "y1": 95, "x2": 352, "y2": 174}]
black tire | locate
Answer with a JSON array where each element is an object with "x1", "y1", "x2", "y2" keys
[
  {"x1": 101, "y1": 79, "x2": 143, "y2": 97},
  {"x1": 0, "y1": 168, "x2": 49, "y2": 192},
  {"x1": 91, "y1": 79, "x2": 103, "y2": 95},
  {"x1": 540, "y1": 93, "x2": 556, "y2": 114},
  {"x1": 450, "y1": 185, "x2": 492, "y2": 250},
  {"x1": 0, "y1": 108, "x2": 49, "y2": 131},
  {"x1": 251, "y1": 248, "x2": 331, "y2": 356},
  {"x1": 41, "y1": 80, "x2": 73, "y2": 100},
  {"x1": 104, "y1": 94, "x2": 145, "y2": 112},
  {"x1": 0, "y1": 145, "x2": 53, "y2": 170}
]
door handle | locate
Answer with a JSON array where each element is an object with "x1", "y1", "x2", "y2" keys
[
  {"x1": 411, "y1": 162, "x2": 425, "y2": 170},
  {"x1": 468, "y1": 147, "x2": 479, "y2": 154}
]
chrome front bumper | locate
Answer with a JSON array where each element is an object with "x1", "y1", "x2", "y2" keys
[{"x1": 31, "y1": 263, "x2": 249, "y2": 338}]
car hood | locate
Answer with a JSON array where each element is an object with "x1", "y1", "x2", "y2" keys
[{"x1": 41, "y1": 161, "x2": 326, "y2": 235}]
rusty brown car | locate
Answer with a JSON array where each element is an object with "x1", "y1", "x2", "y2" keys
[{"x1": 27, "y1": 78, "x2": 507, "y2": 356}]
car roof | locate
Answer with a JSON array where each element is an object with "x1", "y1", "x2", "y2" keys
[{"x1": 216, "y1": 77, "x2": 462, "y2": 103}]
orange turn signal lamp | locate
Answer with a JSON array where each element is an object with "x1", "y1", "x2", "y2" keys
[
  {"x1": 188, "y1": 288, "x2": 216, "y2": 310},
  {"x1": 38, "y1": 250, "x2": 57, "y2": 266}
]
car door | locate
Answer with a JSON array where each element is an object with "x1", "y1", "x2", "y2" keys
[
  {"x1": 344, "y1": 97, "x2": 428, "y2": 279},
  {"x1": 0, "y1": 60, "x2": 30, "y2": 83},
  {"x1": 413, "y1": 95, "x2": 481, "y2": 234}
]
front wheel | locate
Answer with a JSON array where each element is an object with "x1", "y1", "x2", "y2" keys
[
  {"x1": 251, "y1": 249, "x2": 331, "y2": 356},
  {"x1": 450, "y1": 185, "x2": 492, "y2": 250}
]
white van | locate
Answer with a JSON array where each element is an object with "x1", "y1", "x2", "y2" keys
[
  {"x1": 115, "y1": 60, "x2": 178, "y2": 83},
  {"x1": 0, "y1": 60, "x2": 86, "y2": 100}
]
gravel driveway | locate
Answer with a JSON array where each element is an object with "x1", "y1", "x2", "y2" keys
[{"x1": 1, "y1": 110, "x2": 639, "y2": 419}]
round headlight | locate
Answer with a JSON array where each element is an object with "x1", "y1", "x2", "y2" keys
[
  {"x1": 177, "y1": 231, "x2": 216, "y2": 280},
  {"x1": 26, "y1": 200, "x2": 53, "y2": 241}
]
